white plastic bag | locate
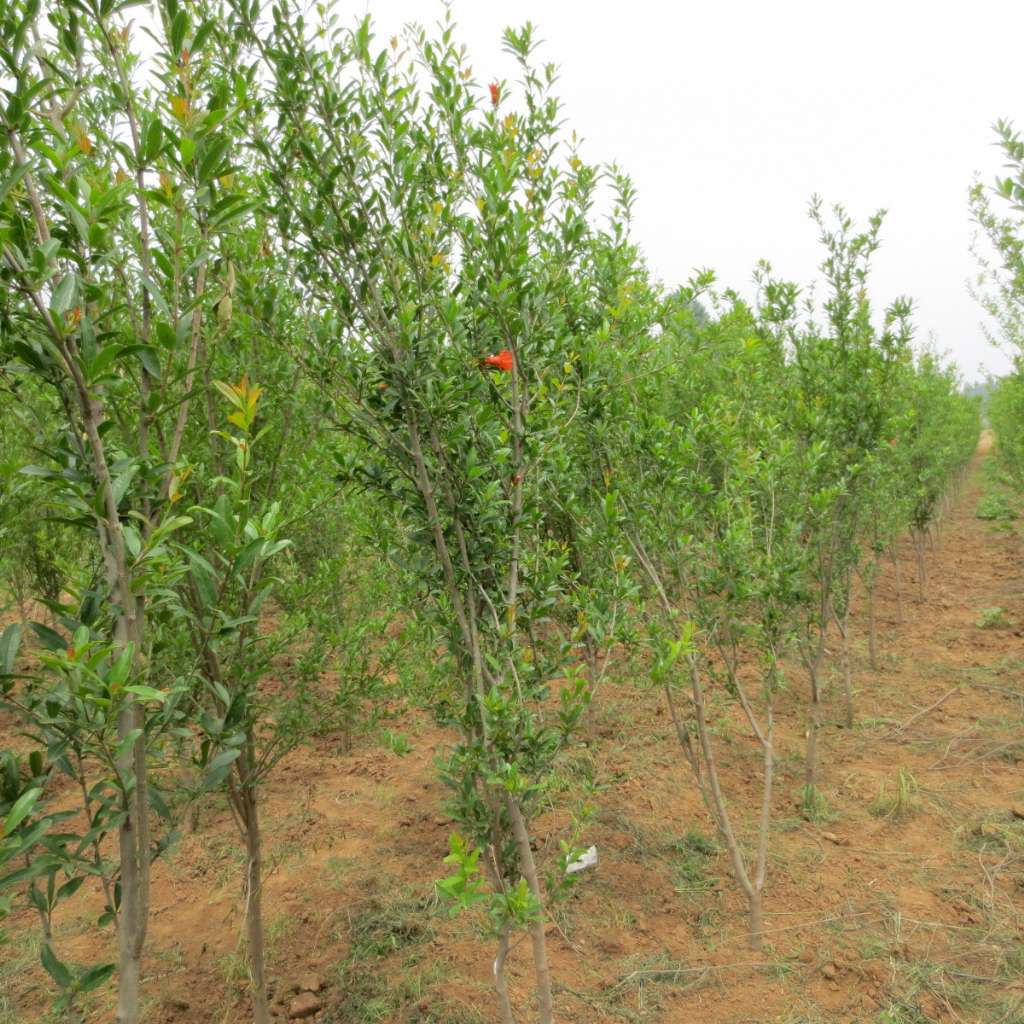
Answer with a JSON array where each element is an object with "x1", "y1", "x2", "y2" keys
[{"x1": 565, "y1": 845, "x2": 598, "y2": 875}]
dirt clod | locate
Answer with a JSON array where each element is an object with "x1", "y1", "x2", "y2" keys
[
  {"x1": 821, "y1": 831, "x2": 848, "y2": 845},
  {"x1": 288, "y1": 992, "x2": 322, "y2": 1019}
]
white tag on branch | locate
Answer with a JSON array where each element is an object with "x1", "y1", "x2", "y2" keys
[{"x1": 565, "y1": 845, "x2": 598, "y2": 875}]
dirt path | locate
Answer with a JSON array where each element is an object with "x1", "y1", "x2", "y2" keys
[{"x1": 3, "y1": 443, "x2": 1023, "y2": 1024}]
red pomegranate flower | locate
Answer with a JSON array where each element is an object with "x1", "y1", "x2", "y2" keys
[
  {"x1": 489, "y1": 82, "x2": 500, "y2": 106},
  {"x1": 483, "y1": 348, "x2": 514, "y2": 372}
]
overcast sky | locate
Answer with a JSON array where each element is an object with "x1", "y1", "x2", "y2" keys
[{"x1": 356, "y1": 0, "x2": 1022, "y2": 380}]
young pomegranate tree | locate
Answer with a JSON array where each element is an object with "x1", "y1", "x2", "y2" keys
[
  {"x1": 228, "y1": 6, "x2": 629, "y2": 1019},
  {"x1": 0, "y1": 0, "x2": 256, "y2": 1017},
  {"x1": 902, "y1": 351, "x2": 979, "y2": 595},
  {"x1": 175, "y1": 377, "x2": 292, "y2": 1024},
  {"x1": 970, "y1": 121, "x2": 1024, "y2": 484},
  {"x1": 758, "y1": 201, "x2": 915, "y2": 806},
  {"x1": 601, "y1": 297, "x2": 816, "y2": 950}
]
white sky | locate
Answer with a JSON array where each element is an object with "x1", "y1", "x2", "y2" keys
[{"x1": 360, "y1": 0, "x2": 1023, "y2": 380}]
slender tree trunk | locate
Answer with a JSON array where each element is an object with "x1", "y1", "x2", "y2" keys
[
  {"x1": 684, "y1": 658, "x2": 769, "y2": 952},
  {"x1": 242, "y1": 777, "x2": 270, "y2": 1024},
  {"x1": 914, "y1": 531, "x2": 927, "y2": 602},
  {"x1": 650, "y1": 541, "x2": 774, "y2": 956},
  {"x1": 748, "y1": 889, "x2": 765, "y2": 952},
  {"x1": 748, "y1": 712, "x2": 773, "y2": 953},
  {"x1": 507, "y1": 796, "x2": 553, "y2": 1024},
  {"x1": 836, "y1": 606, "x2": 853, "y2": 730},
  {"x1": 580, "y1": 639, "x2": 599, "y2": 736},
  {"x1": 494, "y1": 923, "x2": 517, "y2": 1024},
  {"x1": 891, "y1": 546, "x2": 904, "y2": 625},
  {"x1": 14, "y1": 126, "x2": 158, "y2": 1024},
  {"x1": 115, "y1": 614, "x2": 149, "y2": 1024},
  {"x1": 804, "y1": 657, "x2": 822, "y2": 795},
  {"x1": 867, "y1": 577, "x2": 878, "y2": 670},
  {"x1": 116, "y1": 697, "x2": 148, "y2": 1024},
  {"x1": 803, "y1": 537, "x2": 835, "y2": 803},
  {"x1": 116, "y1": 950, "x2": 141, "y2": 1024}
]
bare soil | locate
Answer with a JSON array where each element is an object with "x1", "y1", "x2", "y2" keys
[{"x1": 4, "y1": 436, "x2": 1023, "y2": 1024}]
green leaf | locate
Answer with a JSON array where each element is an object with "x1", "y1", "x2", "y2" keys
[
  {"x1": 111, "y1": 464, "x2": 138, "y2": 507},
  {"x1": 2, "y1": 788, "x2": 41, "y2": 837},
  {"x1": 155, "y1": 320, "x2": 177, "y2": 349},
  {"x1": 170, "y1": 9, "x2": 189, "y2": 54},
  {"x1": 0, "y1": 855, "x2": 61, "y2": 891},
  {"x1": 49, "y1": 273, "x2": 76, "y2": 316},
  {"x1": 31, "y1": 623, "x2": 66, "y2": 652},
  {"x1": 139, "y1": 273, "x2": 170, "y2": 319},
  {"x1": 203, "y1": 747, "x2": 240, "y2": 788},
  {"x1": 198, "y1": 135, "x2": 229, "y2": 184},
  {"x1": 79, "y1": 962, "x2": 115, "y2": 993},
  {"x1": 123, "y1": 524, "x2": 142, "y2": 560},
  {"x1": 0, "y1": 624, "x2": 21, "y2": 677},
  {"x1": 144, "y1": 118, "x2": 163, "y2": 162},
  {"x1": 124, "y1": 685, "x2": 167, "y2": 703},
  {"x1": 148, "y1": 787, "x2": 172, "y2": 821},
  {"x1": 84, "y1": 344, "x2": 127, "y2": 382},
  {"x1": 211, "y1": 493, "x2": 234, "y2": 545},
  {"x1": 107, "y1": 647, "x2": 133, "y2": 687},
  {"x1": 136, "y1": 345, "x2": 162, "y2": 379},
  {"x1": 18, "y1": 464, "x2": 60, "y2": 479},
  {"x1": 0, "y1": 161, "x2": 31, "y2": 205},
  {"x1": 212, "y1": 380, "x2": 245, "y2": 410},
  {"x1": 40, "y1": 943, "x2": 72, "y2": 990},
  {"x1": 208, "y1": 196, "x2": 258, "y2": 229},
  {"x1": 114, "y1": 729, "x2": 145, "y2": 765},
  {"x1": 192, "y1": 19, "x2": 215, "y2": 53},
  {"x1": 56, "y1": 876, "x2": 85, "y2": 903},
  {"x1": 184, "y1": 548, "x2": 217, "y2": 608},
  {"x1": 232, "y1": 537, "x2": 266, "y2": 573},
  {"x1": 7, "y1": 817, "x2": 53, "y2": 855}
]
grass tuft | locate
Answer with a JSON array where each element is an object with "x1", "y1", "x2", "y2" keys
[{"x1": 870, "y1": 768, "x2": 920, "y2": 820}]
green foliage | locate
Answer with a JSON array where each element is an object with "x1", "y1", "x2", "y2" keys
[
  {"x1": 869, "y1": 767, "x2": 920, "y2": 820},
  {"x1": 975, "y1": 492, "x2": 1017, "y2": 520},
  {"x1": 0, "y1": 0, "x2": 989, "y2": 1018},
  {"x1": 799, "y1": 784, "x2": 834, "y2": 823},
  {"x1": 670, "y1": 828, "x2": 721, "y2": 896},
  {"x1": 347, "y1": 889, "x2": 435, "y2": 960},
  {"x1": 228, "y1": 9, "x2": 620, "y2": 1012},
  {"x1": 971, "y1": 121, "x2": 1024, "y2": 486},
  {"x1": 178, "y1": 375, "x2": 294, "y2": 793},
  {"x1": 976, "y1": 606, "x2": 1011, "y2": 628}
]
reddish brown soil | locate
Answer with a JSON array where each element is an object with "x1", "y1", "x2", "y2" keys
[{"x1": 4, "y1": 437, "x2": 1023, "y2": 1024}]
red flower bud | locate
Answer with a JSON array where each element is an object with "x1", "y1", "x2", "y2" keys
[
  {"x1": 489, "y1": 82, "x2": 500, "y2": 106},
  {"x1": 483, "y1": 348, "x2": 514, "y2": 372}
]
